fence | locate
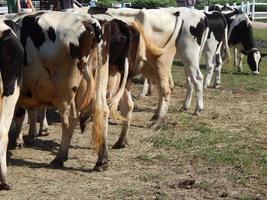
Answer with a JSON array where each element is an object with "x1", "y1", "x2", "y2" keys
[{"x1": 204, "y1": 1, "x2": 267, "y2": 21}]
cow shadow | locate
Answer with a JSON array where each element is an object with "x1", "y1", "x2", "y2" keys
[{"x1": 7, "y1": 151, "x2": 95, "y2": 173}]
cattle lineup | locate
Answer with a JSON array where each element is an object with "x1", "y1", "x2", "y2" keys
[{"x1": 0, "y1": 5, "x2": 266, "y2": 198}]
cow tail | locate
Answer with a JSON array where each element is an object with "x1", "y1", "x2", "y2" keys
[
  {"x1": 160, "y1": 12, "x2": 184, "y2": 53},
  {"x1": 223, "y1": 22, "x2": 231, "y2": 63},
  {"x1": 92, "y1": 35, "x2": 109, "y2": 154},
  {"x1": 0, "y1": 73, "x2": 3, "y2": 112},
  {"x1": 108, "y1": 57, "x2": 128, "y2": 122},
  {"x1": 198, "y1": 17, "x2": 209, "y2": 63}
]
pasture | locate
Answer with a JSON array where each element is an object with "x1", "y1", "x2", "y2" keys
[{"x1": 1, "y1": 28, "x2": 267, "y2": 200}]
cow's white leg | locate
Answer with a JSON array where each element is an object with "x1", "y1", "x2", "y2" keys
[
  {"x1": 183, "y1": 64, "x2": 204, "y2": 114},
  {"x1": 214, "y1": 53, "x2": 223, "y2": 88},
  {"x1": 112, "y1": 90, "x2": 134, "y2": 149},
  {"x1": 38, "y1": 108, "x2": 49, "y2": 136},
  {"x1": 204, "y1": 50, "x2": 215, "y2": 89},
  {"x1": 23, "y1": 108, "x2": 38, "y2": 144},
  {"x1": 140, "y1": 78, "x2": 149, "y2": 97},
  {"x1": 235, "y1": 48, "x2": 244, "y2": 72},
  {"x1": 14, "y1": 107, "x2": 26, "y2": 148},
  {"x1": 183, "y1": 74, "x2": 194, "y2": 111},
  {"x1": 0, "y1": 85, "x2": 20, "y2": 190},
  {"x1": 50, "y1": 101, "x2": 77, "y2": 167}
]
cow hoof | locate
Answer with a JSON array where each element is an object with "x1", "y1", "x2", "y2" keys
[
  {"x1": 94, "y1": 162, "x2": 109, "y2": 172},
  {"x1": 50, "y1": 159, "x2": 64, "y2": 168},
  {"x1": 38, "y1": 130, "x2": 49, "y2": 137},
  {"x1": 193, "y1": 109, "x2": 203, "y2": 116},
  {"x1": 150, "y1": 117, "x2": 165, "y2": 129},
  {"x1": 15, "y1": 142, "x2": 24, "y2": 149},
  {"x1": 23, "y1": 135, "x2": 35, "y2": 145},
  {"x1": 150, "y1": 114, "x2": 159, "y2": 121},
  {"x1": 180, "y1": 107, "x2": 189, "y2": 112},
  {"x1": 0, "y1": 183, "x2": 12, "y2": 190},
  {"x1": 112, "y1": 140, "x2": 128, "y2": 149},
  {"x1": 213, "y1": 83, "x2": 221, "y2": 89}
]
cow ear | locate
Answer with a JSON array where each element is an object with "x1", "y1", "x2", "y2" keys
[
  {"x1": 4, "y1": 20, "x2": 21, "y2": 37},
  {"x1": 241, "y1": 49, "x2": 248, "y2": 55},
  {"x1": 261, "y1": 52, "x2": 267, "y2": 58}
]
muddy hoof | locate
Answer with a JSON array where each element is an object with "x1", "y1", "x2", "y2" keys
[
  {"x1": 213, "y1": 84, "x2": 221, "y2": 89},
  {"x1": 50, "y1": 159, "x2": 64, "y2": 168},
  {"x1": 112, "y1": 140, "x2": 127, "y2": 149},
  {"x1": 93, "y1": 162, "x2": 109, "y2": 172},
  {"x1": 0, "y1": 183, "x2": 12, "y2": 190}
]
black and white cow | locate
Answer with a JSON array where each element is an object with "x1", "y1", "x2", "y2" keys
[
  {"x1": 1, "y1": 11, "x2": 110, "y2": 189},
  {"x1": 0, "y1": 20, "x2": 24, "y2": 190},
  {"x1": 209, "y1": 6, "x2": 267, "y2": 80},
  {"x1": 203, "y1": 11, "x2": 230, "y2": 88}
]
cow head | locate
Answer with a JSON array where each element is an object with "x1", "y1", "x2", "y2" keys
[{"x1": 241, "y1": 48, "x2": 266, "y2": 75}]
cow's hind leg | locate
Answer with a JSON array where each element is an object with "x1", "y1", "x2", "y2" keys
[
  {"x1": 50, "y1": 102, "x2": 77, "y2": 168},
  {"x1": 183, "y1": 62, "x2": 204, "y2": 115},
  {"x1": 213, "y1": 53, "x2": 223, "y2": 88},
  {"x1": 0, "y1": 86, "x2": 20, "y2": 190},
  {"x1": 38, "y1": 108, "x2": 49, "y2": 136},
  {"x1": 112, "y1": 89, "x2": 134, "y2": 149},
  {"x1": 182, "y1": 74, "x2": 194, "y2": 111}
]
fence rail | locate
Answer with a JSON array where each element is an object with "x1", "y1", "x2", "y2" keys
[{"x1": 204, "y1": 1, "x2": 267, "y2": 21}]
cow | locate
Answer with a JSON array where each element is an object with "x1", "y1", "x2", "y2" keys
[
  {"x1": 89, "y1": 7, "x2": 209, "y2": 119},
  {"x1": 1, "y1": 11, "x2": 110, "y2": 189},
  {"x1": 0, "y1": 20, "x2": 24, "y2": 190},
  {"x1": 77, "y1": 13, "x2": 181, "y2": 148},
  {"x1": 209, "y1": 5, "x2": 267, "y2": 78},
  {"x1": 203, "y1": 11, "x2": 230, "y2": 88}
]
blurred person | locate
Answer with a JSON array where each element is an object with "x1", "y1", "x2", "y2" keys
[{"x1": 18, "y1": 0, "x2": 35, "y2": 12}]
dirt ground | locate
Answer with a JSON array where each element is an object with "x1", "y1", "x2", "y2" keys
[{"x1": 0, "y1": 77, "x2": 267, "y2": 200}]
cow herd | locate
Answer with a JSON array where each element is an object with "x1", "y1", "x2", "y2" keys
[{"x1": 0, "y1": 5, "x2": 266, "y2": 190}]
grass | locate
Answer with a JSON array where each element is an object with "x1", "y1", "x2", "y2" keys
[
  {"x1": 253, "y1": 28, "x2": 267, "y2": 42},
  {"x1": 149, "y1": 120, "x2": 267, "y2": 186}
]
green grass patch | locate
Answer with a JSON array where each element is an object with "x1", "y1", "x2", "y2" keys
[
  {"x1": 149, "y1": 122, "x2": 267, "y2": 183},
  {"x1": 254, "y1": 28, "x2": 267, "y2": 41}
]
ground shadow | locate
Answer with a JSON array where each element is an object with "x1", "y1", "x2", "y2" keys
[{"x1": 7, "y1": 151, "x2": 95, "y2": 173}]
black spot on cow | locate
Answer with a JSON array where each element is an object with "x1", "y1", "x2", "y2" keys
[
  {"x1": 208, "y1": 5, "x2": 222, "y2": 12},
  {"x1": 228, "y1": 20, "x2": 255, "y2": 51},
  {"x1": 25, "y1": 90, "x2": 33, "y2": 98},
  {"x1": 47, "y1": 26, "x2": 56, "y2": 42},
  {"x1": 174, "y1": 11, "x2": 180, "y2": 17},
  {"x1": 15, "y1": 107, "x2": 26, "y2": 118},
  {"x1": 72, "y1": 86, "x2": 77, "y2": 93},
  {"x1": 69, "y1": 43, "x2": 79, "y2": 59},
  {"x1": 189, "y1": 18, "x2": 207, "y2": 46},
  {"x1": 88, "y1": 7, "x2": 108, "y2": 14},
  {"x1": 0, "y1": 29, "x2": 23, "y2": 96},
  {"x1": 205, "y1": 12, "x2": 227, "y2": 42},
  {"x1": 20, "y1": 12, "x2": 46, "y2": 65}
]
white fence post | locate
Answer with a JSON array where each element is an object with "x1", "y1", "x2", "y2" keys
[
  {"x1": 252, "y1": 0, "x2": 255, "y2": 21},
  {"x1": 246, "y1": 1, "x2": 250, "y2": 15},
  {"x1": 204, "y1": 6, "x2": 209, "y2": 13},
  {"x1": 233, "y1": 3, "x2": 237, "y2": 8},
  {"x1": 241, "y1": 2, "x2": 245, "y2": 12}
]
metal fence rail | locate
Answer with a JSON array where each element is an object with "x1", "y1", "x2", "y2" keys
[{"x1": 204, "y1": 1, "x2": 267, "y2": 21}]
